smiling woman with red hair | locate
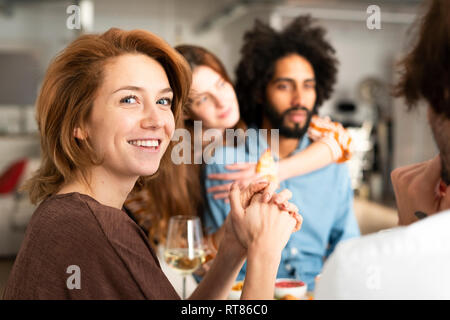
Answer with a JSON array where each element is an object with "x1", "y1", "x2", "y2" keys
[{"x1": 2, "y1": 28, "x2": 301, "y2": 300}]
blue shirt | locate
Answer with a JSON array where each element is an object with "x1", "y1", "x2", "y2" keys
[{"x1": 203, "y1": 127, "x2": 360, "y2": 291}]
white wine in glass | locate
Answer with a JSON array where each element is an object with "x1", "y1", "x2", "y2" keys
[
  {"x1": 164, "y1": 248, "x2": 206, "y2": 274},
  {"x1": 164, "y1": 215, "x2": 205, "y2": 299}
]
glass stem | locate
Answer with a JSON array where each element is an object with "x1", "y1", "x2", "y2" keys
[{"x1": 182, "y1": 275, "x2": 186, "y2": 300}]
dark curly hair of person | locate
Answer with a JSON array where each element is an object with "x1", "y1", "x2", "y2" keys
[
  {"x1": 235, "y1": 15, "x2": 338, "y2": 127},
  {"x1": 394, "y1": 0, "x2": 450, "y2": 184},
  {"x1": 394, "y1": 0, "x2": 449, "y2": 119}
]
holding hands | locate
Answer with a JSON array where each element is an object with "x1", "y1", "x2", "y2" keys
[
  {"x1": 229, "y1": 181, "x2": 302, "y2": 246},
  {"x1": 198, "y1": 180, "x2": 301, "y2": 277},
  {"x1": 221, "y1": 179, "x2": 302, "y2": 256},
  {"x1": 225, "y1": 180, "x2": 302, "y2": 299},
  {"x1": 189, "y1": 179, "x2": 303, "y2": 300}
]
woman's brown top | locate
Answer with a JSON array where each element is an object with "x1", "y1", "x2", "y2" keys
[{"x1": 2, "y1": 192, "x2": 180, "y2": 300}]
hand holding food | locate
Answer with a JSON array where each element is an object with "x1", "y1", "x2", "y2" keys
[
  {"x1": 207, "y1": 163, "x2": 260, "y2": 201},
  {"x1": 255, "y1": 149, "x2": 278, "y2": 184},
  {"x1": 207, "y1": 149, "x2": 278, "y2": 202}
]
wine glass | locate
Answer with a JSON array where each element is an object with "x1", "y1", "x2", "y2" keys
[{"x1": 164, "y1": 215, "x2": 205, "y2": 299}]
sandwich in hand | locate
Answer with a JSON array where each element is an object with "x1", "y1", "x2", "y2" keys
[{"x1": 255, "y1": 149, "x2": 278, "y2": 183}]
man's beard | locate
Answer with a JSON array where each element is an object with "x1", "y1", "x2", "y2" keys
[{"x1": 263, "y1": 102, "x2": 314, "y2": 139}]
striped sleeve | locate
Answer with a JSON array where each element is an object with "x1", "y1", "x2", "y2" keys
[{"x1": 307, "y1": 115, "x2": 354, "y2": 163}]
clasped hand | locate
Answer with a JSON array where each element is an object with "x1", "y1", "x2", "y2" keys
[{"x1": 223, "y1": 180, "x2": 302, "y2": 256}]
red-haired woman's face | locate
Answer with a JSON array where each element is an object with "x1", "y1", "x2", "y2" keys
[
  {"x1": 189, "y1": 66, "x2": 240, "y2": 130},
  {"x1": 81, "y1": 53, "x2": 175, "y2": 178}
]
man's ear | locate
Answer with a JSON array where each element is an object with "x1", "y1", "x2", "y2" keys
[
  {"x1": 73, "y1": 127, "x2": 87, "y2": 140},
  {"x1": 438, "y1": 179, "x2": 450, "y2": 212},
  {"x1": 439, "y1": 180, "x2": 447, "y2": 196}
]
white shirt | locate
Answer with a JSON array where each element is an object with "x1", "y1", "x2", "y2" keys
[{"x1": 315, "y1": 210, "x2": 450, "y2": 299}]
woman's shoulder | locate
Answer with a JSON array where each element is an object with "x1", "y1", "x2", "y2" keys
[
  {"x1": 23, "y1": 192, "x2": 153, "y2": 265},
  {"x1": 5, "y1": 192, "x2": 162, "y2": 299},
  {"x1": 29, "y1": 192, "x2": 138, "y2": 241},
  {"x1": 18, "y1": 193, "x2": 109, "y2": 254},
  {"x1": 32, "y1": 192, "x2": 98, "y2": 228},
  {"x1": 35, "y1": 192, "x2": 103, "y2": 223},
  {"x1": 31, "y1": 192, "x2": 157, "y2": 265}
]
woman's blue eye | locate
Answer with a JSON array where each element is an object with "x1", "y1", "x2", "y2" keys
[
  {"x1": 196, "y1": 96, "x2": 208, "y2": 105},
  {"x1": 120, "y1": 95, "x2": 138, "y2": 104},
  {"x1": 157, "y1": 97, "x2": 172, "y2": 106}
]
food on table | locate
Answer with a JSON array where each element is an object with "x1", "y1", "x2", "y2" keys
[
  {"x1": 228, "y1": 281, "x2": 243, "y2": 300},
  {"x1": 229, "y1": 279, "x2": 311, "y2": 300},
  {"x1": 275, "y1": 280, "x2": 306, "y2": 288},
  {"x1": 279, "y1": 294, "x2": 299, "y2": 300},
  {"x1": 274, "y1": 278, "x2": 307, "y2": 299},
  {"x1": 232, "y1": 281, "x2": 243, "y2": 291}
]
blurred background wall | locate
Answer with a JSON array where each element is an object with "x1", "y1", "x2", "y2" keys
[{"x1": 0, "y1": 0, "x2": 437, "y2": 255}]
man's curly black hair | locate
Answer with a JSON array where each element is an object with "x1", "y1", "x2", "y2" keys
[{"x1": 235, "y1": 15, "x2": 338, "y2": 127}]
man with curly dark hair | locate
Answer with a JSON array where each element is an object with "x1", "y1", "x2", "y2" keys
[
  {"x1": 235, "y1": 15, "x2": 338, "y2": 138},
  {"x1": 203, "y1": 16, "x2": 360, "y2": 291}
]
